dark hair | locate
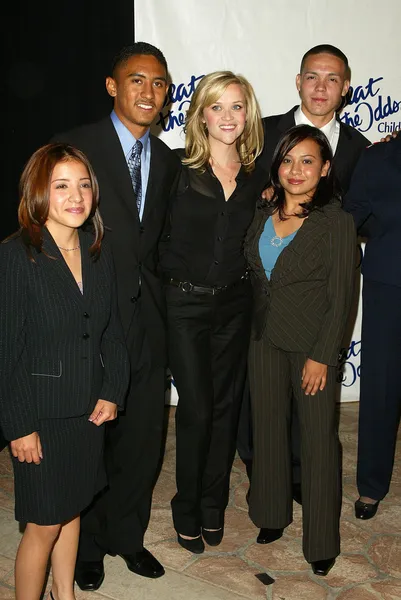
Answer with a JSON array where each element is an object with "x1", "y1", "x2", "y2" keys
[
  {"x1": 300, "y1": 44, "x2": 350, "y2": 80},
  {"x1": 269, "y1": 124, "x2": 340, "y2": 220},
  {"x1": 111, "y1": 42, "x2": 168, "y2": 77},
  {"x1": 11, "y1": 143, "x2": 103, "y2": 259}
]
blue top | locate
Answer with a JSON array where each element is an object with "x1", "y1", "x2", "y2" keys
[
  {"x1": 110, "y1": 110, "x2": 151, "y2": 221},
  {"x1": 259, "y1": 217, "x2": 297, "y2": 279}
]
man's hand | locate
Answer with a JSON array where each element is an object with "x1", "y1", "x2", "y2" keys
[
  {"x1": 380, "y1": 130, "x2": 400, "y2": 143},
  {"x1": 261, "y1": 185, "x2": 274, "y2": 201},
  {"x1": 301, "y1": 359, "x2": 328, "y2": 396},
  {"x1": 10, "y1": 432, "x2": 43, "y2": 464},
  {"x1": 89, "y1": 399, "x2": 118, "y2": 426}
]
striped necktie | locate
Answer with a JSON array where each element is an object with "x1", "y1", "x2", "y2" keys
[{"x1": 127, "y1": 140, "x2": 143, "y2": 214}]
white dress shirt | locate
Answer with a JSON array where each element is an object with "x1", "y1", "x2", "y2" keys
[{"x1": 294, "y1": 106, "x2": 340, "y2": 155}]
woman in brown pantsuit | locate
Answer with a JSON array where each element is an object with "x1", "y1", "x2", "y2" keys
[{"x1": 245, "y1": 125, "x2": 356, "y2": 576}]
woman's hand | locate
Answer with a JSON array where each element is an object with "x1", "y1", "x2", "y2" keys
[
  {"x1": 301, "y1": 359, "x2": 328, "y2": 395},
  {"x1": 89, "y1": 399, "x2": 118, "y2": 426},
  {"x1": 10, "y1": 432, "x2": 43, "y2": 464},
  {"x1": 261, "y1": 185, "x2": 274, "y2": 201}
]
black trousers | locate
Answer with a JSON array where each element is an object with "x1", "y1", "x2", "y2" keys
[
  {"x1": 357, "y1": 279, "x2": 401, "y2": 500},
  {"x1": 248, "y1": 339, "x2": 341, "y2": 563},
  {"x1": 166, "y1": 279, "x2": 252, "y2": 537},
  {"x1": 78, "y1": 298, "x2": 166, "y2": 559}
]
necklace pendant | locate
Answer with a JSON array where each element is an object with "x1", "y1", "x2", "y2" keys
[{"x1": 270, "y1": 235, "x2": 283, "y2": 247}]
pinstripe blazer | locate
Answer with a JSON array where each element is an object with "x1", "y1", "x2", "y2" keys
[
  {"x1": 244, "y1": 200, "x2": 356, "y2": 366},
  {"x1": 0, "y1": 228, "x2": 130, "y2": 441}
]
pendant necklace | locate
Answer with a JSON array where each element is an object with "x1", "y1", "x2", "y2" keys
[{"x1": 210, "y1": 156, "x2": 240, "y2": 183}]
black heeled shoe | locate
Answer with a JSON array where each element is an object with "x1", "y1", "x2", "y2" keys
[
  {"x1": 311, "y1": 557, "x2": 336, "y2": 576},
  {"x1": 177, "y1": 533, "x2": 205, "y2": 554},
  {"x1": 202, "y1": 527, "x2": 224, "y2": 546},
  {"x1": 355, "y1": 498, "x2": 380, "y2": 520},
  {"x1": 49, "y1": 592, "x2": 55, "y2": 600},
  {"x1": 257, "y1": 527, "x2": 284, "y2": 544}
]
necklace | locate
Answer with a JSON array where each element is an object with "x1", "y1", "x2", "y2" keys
[
  {"x1": 210, "y1": 156, "x2": 240, "y2": 183},
  {"x1": 57, "y1": 244, "x2": 80, "y2": 252},
  {"x1": 270, "y1": 235, "x2": 283, "y2": 247}
]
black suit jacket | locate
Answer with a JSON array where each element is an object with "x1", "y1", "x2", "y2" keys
[
  {"x1": 259, "y1": 106, "x2": 370, "y2": 194},
  {"x1": 53, "y1": 117, "x2": 181, "y2": 365},
  {"x1": 244, "y1": 201, "x2": 356, "y2": 366},
  {"x1": 344, "y1": 135, "x2": 401, "y2": 286},
  {"x1": 0, "y1": 229, "x2": 130, "y2": 441}
]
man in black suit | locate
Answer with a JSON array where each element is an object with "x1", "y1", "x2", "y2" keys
[
  {"x1": 237, "y1": 44, "x2": 370, "y2": 513},
  {"x1": 54, "y1": 43, "x2": 181, "y2": 590}
]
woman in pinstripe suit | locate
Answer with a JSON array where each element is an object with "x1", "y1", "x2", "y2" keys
[
  {"x1": 0, "y1": 144, "x2": 129, "y2": 600},
  {"x1": 245, "y1": 125, "x2": 356, "y2": 576}
]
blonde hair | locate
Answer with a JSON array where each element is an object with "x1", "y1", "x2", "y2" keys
[{"x1": 183, "y1": 71, "x2": 264, "y2": 173}]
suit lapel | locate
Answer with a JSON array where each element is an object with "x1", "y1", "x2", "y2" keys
[
  {"x1": 97, "y1": 118, "x2": 140, "y2": 224},
  {"x1": 272, "y1": 211, "x2": 324, "y2": 282},
  {"x1": 278, "y1": 107, "x2": 297, "y2": 133},
  {"x1": 40, "y1": 229, "x2": 84, "y2": 306}
]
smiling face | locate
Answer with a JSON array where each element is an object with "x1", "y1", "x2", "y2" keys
[
  {"x1": 278, "y1": 138, "x2": 330, "y2": 203},
  {"x1": 296, "y1": 53, "x2": 349, "y2": 126},
  {"x1": 46, "y1": 159, "x2": 93, "y2": 235},
  {"x1": 202, "y1": 83, "x2": 247, "y2": 148},
  {"x1": 106, "y1": 53, "x2": 168, "y2": 137}
]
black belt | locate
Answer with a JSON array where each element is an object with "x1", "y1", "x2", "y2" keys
[{"x1": 166, "y1": 272, "x2": 249, "y2": 295}]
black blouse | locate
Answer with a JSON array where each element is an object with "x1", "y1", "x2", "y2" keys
[{"x1": 160, "y1": 151, "x2": 268, "y2": 287}]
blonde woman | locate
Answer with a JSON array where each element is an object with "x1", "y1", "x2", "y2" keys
[{"x1": 160, "y1": 71, "x2": 267, "y2": 553}]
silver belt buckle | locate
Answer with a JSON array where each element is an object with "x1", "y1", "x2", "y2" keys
[{"x1": 180, "y1": 281, "x2": 193, "y2": 292}]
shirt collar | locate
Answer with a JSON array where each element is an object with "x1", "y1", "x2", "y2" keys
[
  {"x1": 294, "y1": 105, "x2": 337, "y2": 139},
  {"x1": 110, "y1": 110, "x2": 150, "y2": 159}
]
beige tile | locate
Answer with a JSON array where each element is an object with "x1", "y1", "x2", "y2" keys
[
  {"x1": 208, "y1": 507, "x2": 256, "y2": 553},
  {"x1": 339, "y1": 519, "x2": 372, "y2": 553},
  {"x1": 322, "y1": 554, "x2": 378, "y2": 587},
  {"x1": 0, "y1": 453, "x2": 13, "y2": 478},
  {"x1": 185, "y1": 556, "x2": 267, "y2": 599},
  {"x1": 145, "y1": 539, "x2": 198, "y2": 572},
  {"x1": 233, "y1": 481, "x2": 249, "y2": 512},
  {"x1": 363, "y1": 505, "x2": 401, "y2": 534},
  {"x1": 245, "y1": 537, "x2": 308, "y2": 572},
  {"x1": 337, "y1": 580, "x2": 401, "y2": 599},
  {"x1": 368, "y1": 535, "x2": 401, "y2": 577},
  {"x1": 145, "y1": 507, "x2": 175, "y2": 545},
  {"x1": 99, "y1": 555, "x2": 251, "y2": 600},
  {"x1": 0, "y1": 509, "x2": 21, "y2": 559},
  {"x1": 0, "y1": 586, "x2": 16, "y2": 600},
  {"x1": 151, "y1": 469, "x2": 176, "y2": 507},
  {"x1": 0, "y1": 555, "x2": 14, "y2": 581},
  {"x1": 271, "y1": 574, "x2": 327, "y2": 600}
]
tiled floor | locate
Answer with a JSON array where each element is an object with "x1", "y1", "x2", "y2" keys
[{"x1": 0, "y1": 402, "x2": 400, "y2": 599}]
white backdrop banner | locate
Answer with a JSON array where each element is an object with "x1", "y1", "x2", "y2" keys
[{"x1": 135, "y1": 0, "x2": 401, "y2": 402}]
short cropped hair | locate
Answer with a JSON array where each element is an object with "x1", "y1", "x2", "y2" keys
[
  {"x1": 111, "y1": 42, "x2": 168, "y2": 76},
  {"x1": 183, "y1": 71, "x2": 264, "y2": 173},
  {"x1": 300, "y1": 44, "x2": 350, "y2": 80}
]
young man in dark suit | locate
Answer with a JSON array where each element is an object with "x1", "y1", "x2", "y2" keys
[
  {"x1": 237, "y1": 44, "x2": 370, "y2": 519},
  {"x1": 53, "y1": 42, "x2": 181, "y2": 590}
]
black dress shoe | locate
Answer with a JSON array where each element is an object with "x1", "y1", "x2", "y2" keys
[
  {"x1": 292, "y1": 482, "x2": 302, "y2": 505},
  {"x1": 202, "y1": 527, "x2": 224, "y2": 546},
  {"x1": 74, "y1": 560, "x2": 105, "y2": 591},
  {"x1": 257, "y1": 527, "x2": 284, "y2": 544},
  {"x1": 177, "y1": 534, "x2": 205, "y2": 554},
  {"x1": 119, "y1": 548, "x2": 165, "y2": 578},
  {"x1": 355, "y1": 498, "x2": 380, "y2": 520},
  {"x1": 311, "y1": 557, "x2": 335, "y2": 576}
]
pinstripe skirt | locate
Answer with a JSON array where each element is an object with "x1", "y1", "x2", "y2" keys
[{"x1": 12, "y1": 415, "x2": 106, "y2": 525}]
